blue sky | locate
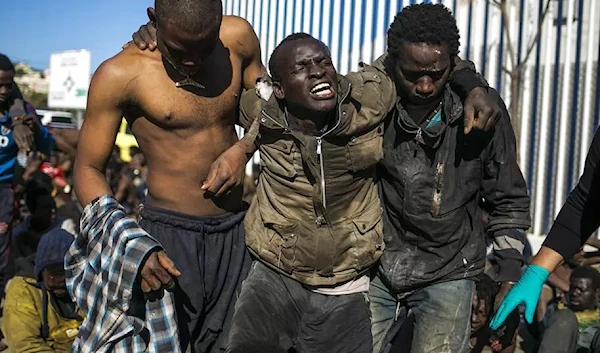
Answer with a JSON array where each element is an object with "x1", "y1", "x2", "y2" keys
[{"x1": 1, "y1": 0, "x2": 153, "y2": 72}]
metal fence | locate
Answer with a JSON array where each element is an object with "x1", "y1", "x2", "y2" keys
[{"x1": 226, "y1": 0, "x2": 600, "y2": 237}]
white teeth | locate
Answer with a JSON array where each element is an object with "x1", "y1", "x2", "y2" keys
[
  {"x1": 311, "y1": 83, "x2": 331, "y2": 94},
  {"x1": 315, "y1": 89, "x2": 332, "y2": 97}
]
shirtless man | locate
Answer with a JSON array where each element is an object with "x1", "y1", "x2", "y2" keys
[{"x1": 72, "y1": 0, "x2": 264, "y2": 351}]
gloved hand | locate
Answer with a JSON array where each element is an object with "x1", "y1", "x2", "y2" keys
[{"x1": 489, "y1": 264, "x2": 550, "y2": 330}]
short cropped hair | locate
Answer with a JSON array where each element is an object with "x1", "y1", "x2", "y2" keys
[
  {"x1": 572, "y1": 266, "x2": 600, "y2": 290},
  {"x1": 387, "y1": 3, "x2": 460, "y2": 59},
  {"x1": 268, "y1": 33, "x2": 328, "y2": 82},
  {"x1": 155, "y1": 0, "x2": 222, "y2": 33}
]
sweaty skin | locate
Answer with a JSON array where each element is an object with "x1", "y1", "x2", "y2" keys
[{"x1": 74, "y1": 16, "x2": 265, "y2": 217}]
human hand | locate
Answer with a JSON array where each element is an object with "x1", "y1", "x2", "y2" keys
[
  {"x1": 489, "y1": 265, "x2": 550, "y2": 329},
  {"x1": 494, "y1": 282, "x2": 514, "y2": 312},
  {"x1": 125, "y1": 22, "x2": 157, "y2": 51},
  {"x1": 463, "y1": 87, "x2": 501, "y2": 135},
  {"x1": 12, "y1": 118, "x2": 34, "y2": 152},
  {"x1": 140, "y1": 250, "x2": 181, "y2": 293},
  {"x1": 201, "y1": 141, "x2": 248, "y2": 197}
]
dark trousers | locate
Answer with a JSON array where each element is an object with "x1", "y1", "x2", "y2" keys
[
  {"x1": 139, "y1": 205, "x2": 251, "y2": 353},
  {"x1": 226, "y1": 261, "x2": 373, "y2": 353},
  {"x1": 539, "y1": 309, "x2": 600, "y2": 353}
]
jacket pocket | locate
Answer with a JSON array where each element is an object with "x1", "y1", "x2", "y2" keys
[
  {"x1": 260, "y1": 209, "x2": 299, "y2": 273},
  {"x1": 347, "y1": 124, "x2": 384, "y2": 172},
  {"x1": 351, "y1": 202, "x2": 384, "y2": 269},
  {"x1": 259, "y1": 139, "x2": 298, "y2": 179}
]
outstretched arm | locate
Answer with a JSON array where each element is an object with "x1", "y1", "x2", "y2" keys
[{"x1": 491, "y1": 127, "x2": 600, "y2": 330}]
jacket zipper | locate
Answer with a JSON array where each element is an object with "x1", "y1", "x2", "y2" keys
[
  {"x1": 260, "y1": 83, "x2": 352, "y2": 211},
  {"x1": 316, "y1": 137, "x2": 326, "y2": 208},
  {"x1": 314, "y1": 83, "x2": 351, "y2": 210}
]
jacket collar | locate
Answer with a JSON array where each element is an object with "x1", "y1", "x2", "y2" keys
[
  {"x1": 257, "y1": 73, "x2": 353, "y2": 132},
  {"x1": 393, "y1": 85, "x2": 464, "y2": 148}
]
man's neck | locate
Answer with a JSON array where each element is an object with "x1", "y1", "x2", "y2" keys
[
  {"x1": 402, "y1": 96, "x2": 443, "y2": 126},
  {"x1": 286, "y1": 109, "x2": 332, "y2": 136}
]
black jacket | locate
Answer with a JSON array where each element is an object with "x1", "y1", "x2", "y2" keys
[{"x1": 377, "y1": 86, "x2": 531, "y2": 293}]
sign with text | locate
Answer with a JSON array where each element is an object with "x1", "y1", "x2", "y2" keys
[{"x1": 48, "y1": 50, "x2": 91, "y2": 110}]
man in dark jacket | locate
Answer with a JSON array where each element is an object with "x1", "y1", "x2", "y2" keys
[{"x1": 369, "y1": 4, "x2": 530, "y2": 353}]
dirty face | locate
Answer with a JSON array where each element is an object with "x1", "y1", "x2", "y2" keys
[
  {"x1": 471, "y1": 293, "x2": 489, "y2": 333},
  {"x1": 42, "y1": 264, "x2": 68, "y2": 298},
  {"x1": 569, "y1": 276, "x2": 598, "y2": 311},
  {"x1": 390, "y1": 42, "x2": 451, "y2": 105}
]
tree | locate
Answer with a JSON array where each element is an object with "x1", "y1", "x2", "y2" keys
[
  {"x1": 477, "y1": 0, "x2": 552, "y2": 139},
  {"x1": 25, "y1": 90, "x2": 49, "y2": 109}
]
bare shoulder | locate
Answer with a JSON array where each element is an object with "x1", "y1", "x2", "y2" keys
[
  {"x1": 91, "y1": 46, "x2": 151, "y2": 95},
  {"x1": 220, "y1": 16, "x2": 260, "y2": 59}
]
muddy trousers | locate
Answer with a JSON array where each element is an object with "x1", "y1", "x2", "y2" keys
[
  {"x1": 226, "y1": 261, "x2": 373, "y2": 353},
  {"x1": 370, "y1": 273, "x2": 474, "y2": 353}
]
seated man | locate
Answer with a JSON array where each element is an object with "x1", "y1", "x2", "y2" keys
[
  {"x1": 469, "y1": 274, "x2": 519, "y2": 353},
  {"x1": 538, "y1": 266, "x2": 600, "y2": 353},
  {"x1": 2, "y1": 228, "x2": 83, "y2": 352}
]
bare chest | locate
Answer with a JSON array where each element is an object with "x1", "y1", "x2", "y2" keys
[{"x1": 128, "y1": 59, "x2": 242, "y2": 130}]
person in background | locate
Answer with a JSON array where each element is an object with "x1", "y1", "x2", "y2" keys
[
  {"x1": 491, "y1": 127, "x2": 600, "y2": 334},
  {"x1": 469, "y1": 274, "x2": 519, "y2": 353},
  {"x1": 2, "y1": 228, "x2": 83, "y2": 353},
  {"x1": 12, "y1": 175, "x2": 77, "y2": 263},
  {"x1": 536, "y1": 266, "x2": 600, "y2": 353},
  {"x1": 114, "y1": 147, "x2": 146, "y2": 215},
  {"x1": 0, "y1": 55, "x2": 55, "y2": 348}
]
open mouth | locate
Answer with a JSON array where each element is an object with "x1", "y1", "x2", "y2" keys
[{"x1": 310, "y1": 82, "x2": 335, "y2": 100}]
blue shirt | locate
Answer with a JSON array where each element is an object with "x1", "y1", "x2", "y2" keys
[{"x1": 0, "y1": 102, "x2": 55, "y2": 183}]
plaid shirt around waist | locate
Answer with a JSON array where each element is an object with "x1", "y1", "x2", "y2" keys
[{"x1": 65, "y1": 195, "x2": 181, "y2": 352}]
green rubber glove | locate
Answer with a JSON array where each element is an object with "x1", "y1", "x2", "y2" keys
[{"x1": 489, "y1": 264, "x2": 550, "y2": 330}]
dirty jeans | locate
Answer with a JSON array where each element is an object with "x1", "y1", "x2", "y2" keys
[{"x1": 370, "y1": 273, "x2": 474, "y2": 353}]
